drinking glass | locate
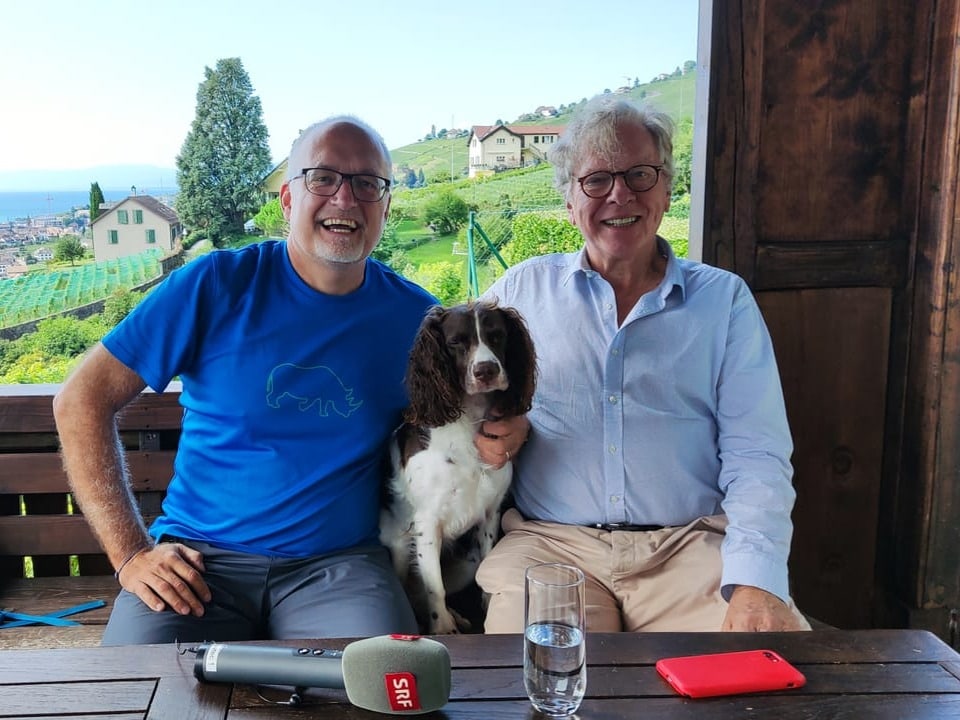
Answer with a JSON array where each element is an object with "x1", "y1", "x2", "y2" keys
[{"x1": 523, "y1": 563, "x2": 586, "y2": 716}]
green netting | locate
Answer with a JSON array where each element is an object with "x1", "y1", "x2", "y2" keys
[{"x1": 0, "y1": 249, "x2": 163, "y2": 328}]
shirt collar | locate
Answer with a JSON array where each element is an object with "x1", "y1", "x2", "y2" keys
[{"x1": 564, "y1": 236, "x2": 686, "y2": 302}]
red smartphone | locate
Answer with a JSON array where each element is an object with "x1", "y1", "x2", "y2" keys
[{"x1": 655, "y1": 649, "x2": 806, "y2": 698}]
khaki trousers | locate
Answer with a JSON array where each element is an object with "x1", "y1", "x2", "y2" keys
[{"x1": 477, "y1": 508, "x2": 809, "y2": 633}]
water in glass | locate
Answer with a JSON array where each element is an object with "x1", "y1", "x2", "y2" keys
[{"x1": 524, "y1": 620, "x2": 586, "y2": 716}]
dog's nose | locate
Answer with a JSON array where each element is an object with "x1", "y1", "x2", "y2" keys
[{"x1": 473, "y1": 361, "x2": 500, "y2": 383}]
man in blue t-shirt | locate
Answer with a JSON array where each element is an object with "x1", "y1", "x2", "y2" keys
[{"x1": 53, "y1": 116, "x2": 527, "y2": 645}]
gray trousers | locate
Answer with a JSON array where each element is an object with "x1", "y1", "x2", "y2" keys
[{"x1": 101, "y1": 537, "x2": 417, "y2": 645}]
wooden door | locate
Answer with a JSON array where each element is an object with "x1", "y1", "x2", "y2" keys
[{"x1": 703, "y1": 0, "x2": 960, "y2": 636}]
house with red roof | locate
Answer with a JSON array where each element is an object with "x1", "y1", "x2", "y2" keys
[{"x1": 466, "y1": 124, "x2": 565, "y2": 178}]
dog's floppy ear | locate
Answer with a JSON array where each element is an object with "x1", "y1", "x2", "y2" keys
[
  {"x1": 405, "y1": 305, "x2": 464, "y2": 427},
  {"x1": 499, "y1": 306, "x2": 537, "y2": 416}
]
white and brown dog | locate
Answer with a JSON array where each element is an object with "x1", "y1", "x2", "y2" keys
[{"x1": 380, "y1": 301, "x2": 536, "y2": 633}]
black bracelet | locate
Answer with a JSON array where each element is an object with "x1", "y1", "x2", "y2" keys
[{"x1": 114, "y1": 545, "x2": 151, "y2": 581}]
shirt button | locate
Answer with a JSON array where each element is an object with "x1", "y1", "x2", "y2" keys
[
  {"x1": 610, "y1": 495, "x2": 620, "y2": 503},
  {"x1": 612, "y1": 348, "x2": 620, "y2": 356},
  {"x1": 609, "y1": 444, "x2": 617, "y2": 454},
  {"x1": 605, "y1": 303, "x2": 614, "y2": 311},
  {"x1": 608, "y1": 395, "x2": 617, "y2": 404}
]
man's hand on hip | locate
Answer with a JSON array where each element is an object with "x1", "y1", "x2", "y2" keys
[{"x1": 118, "y1": 542, "x2": 211, "y2": 617}]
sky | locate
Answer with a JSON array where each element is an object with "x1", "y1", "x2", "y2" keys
[{"x1": 0, "y1": 0, "x2": 699, "y2": 188}]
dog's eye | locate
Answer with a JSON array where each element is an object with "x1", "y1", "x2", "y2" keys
[
  {"x1": 447, "y1": 334, "x2": 468, "y2": 347},
  {"x1": 485, "y1": 329, "x2": 506, "y2": 345}
]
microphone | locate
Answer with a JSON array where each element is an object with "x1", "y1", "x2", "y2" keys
[{"x1": 192, "y1": 634, "x2": 451, "y2": 714}]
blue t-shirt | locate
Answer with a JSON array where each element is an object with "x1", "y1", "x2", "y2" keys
[{"x1": 103, "y1": 241, "x2": 437, "y2": 557}]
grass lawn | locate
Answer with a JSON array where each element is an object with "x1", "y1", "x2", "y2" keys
[
  {"x1": 402, "y1": 234, "x2": 511, "y2": 297},
  {"x1": 395, "y1": 219, "x2": 433, "y2": 246},
  {"x1": 404, "y1": 233, "x2": 459, "y2": 265}
]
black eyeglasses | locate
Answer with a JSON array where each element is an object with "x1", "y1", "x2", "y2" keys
[
  {"x1": 295, "y1": 167, "x2": 391, "y2": 202},
  {"x1": 577, "y1": 164, "x2": 664, "y2": 198}
]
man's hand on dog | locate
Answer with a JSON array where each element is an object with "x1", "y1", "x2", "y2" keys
[
  {"x1": 117, "y1": 542, "x2": 211, "y2": 616},
  {"x1": 476, "y1": 414, "x2": 530, "y2": 468}
]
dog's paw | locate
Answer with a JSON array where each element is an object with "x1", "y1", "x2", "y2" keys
[
  {"x1": 428, "y1": 607, "x2": 462, "y2": 635},
  {"x1": 450, "y1": 607, "x2": 472, "y2": 633}
]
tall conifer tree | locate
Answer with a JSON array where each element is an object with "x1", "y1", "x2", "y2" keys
[
  {"x1": 89, "y1": 182, "x2": 105, "y2": 222},
  {"x1": 175, "y1": 58, "x2": 271, "y2": 245}
]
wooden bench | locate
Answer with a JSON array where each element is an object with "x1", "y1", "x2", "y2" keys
[
  {"x1": 0, "y1": 382, "x2": 488, "y2": 646},
  {"x1": 0, "y1": 384, "x2": 181, "y2": 648},
  {"x1": 1, "y1": 384, "x2": 819, "y2": 645}
]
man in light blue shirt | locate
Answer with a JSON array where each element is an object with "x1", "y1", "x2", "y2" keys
[{"x1": 478, "y1": 94, "x2": 809, "y2": 632}]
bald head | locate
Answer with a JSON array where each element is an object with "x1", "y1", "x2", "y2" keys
[{"x1": 288, "y1": 116, "x2": 391, "y2": 180}]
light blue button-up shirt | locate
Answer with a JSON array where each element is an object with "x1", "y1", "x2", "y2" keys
[{"x1": 483, "y1": 240, "x2": 796, "y2": 602}]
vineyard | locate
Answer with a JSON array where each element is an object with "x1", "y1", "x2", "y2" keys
[{"x1": 0, "y1": 250, "x2": 163, "y2": 328}]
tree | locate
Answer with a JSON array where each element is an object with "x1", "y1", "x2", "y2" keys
[
  {"x1": 422, "y1": 190, "x2": 471, "y2": 235},
  {"x1": 409, "y1": 261, "x2": 464, "y2": 306},
  {"x1": 175, "y1": 58, "x2": 271, "y2": 246},
  {"x1": 370, "y1": 216, "x2": 403, "y2": 264},
  {"x1": 671, "y1": 120, "x2": 695, "y2": 197},
  {"x1": 54, "y1": 235, "x2": 86, "y2": 265},
  {"x1": 252, "y1": 198, "x2": 287, "y2": 237},
  {"x1": 502, "y1": 213, "x2": 583, "y2": 267},
  {"x1": 102, "y1": 288, "x2": 143, "y2": 326},
  {"x1": 89, "y1": 182, "x2": 105, "y2": 222}
]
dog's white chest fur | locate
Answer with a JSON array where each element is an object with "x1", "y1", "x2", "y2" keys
[
  {"x1": 380, "y1": 415, "x2": 514, "y2": 634},
  {"x1": 400, "y1": 419, "x2": 512, "y2": 539}
]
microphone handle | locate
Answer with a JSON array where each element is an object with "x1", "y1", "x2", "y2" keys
[{"x1": 194, "y1": 643, "x2": 346, "y2": 689}]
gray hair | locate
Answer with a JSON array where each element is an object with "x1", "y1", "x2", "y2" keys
[
  {"x1": 287, "y1": 115, "x2": 392, "y2": 180},
  {"x1": 549, "y1": 94, "x2": 675, "y2": 200}
]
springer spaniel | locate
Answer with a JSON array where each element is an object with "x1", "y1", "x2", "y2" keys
[{"x1": 380, "y1": 301, "x2": 537, "y2": 634}]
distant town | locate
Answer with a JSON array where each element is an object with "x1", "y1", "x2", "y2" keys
[
  {"x1": 0, "y1": 211, "x2": 88, "y2": 279},
  {"x1": 0, "y1": 191, "x2": 175, "y2": 279}
]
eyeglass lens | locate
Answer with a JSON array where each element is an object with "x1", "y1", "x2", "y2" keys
[
  {"x1": 579, "y1": 165, "x2": 660, "y2": 197},
  {"x1": 302, "y1": 168, "x2": 388, "y2": 202}
]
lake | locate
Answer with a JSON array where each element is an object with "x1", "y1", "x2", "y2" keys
[{"x1": 0, "y1": 190, "x2": 176, "y2": 224}]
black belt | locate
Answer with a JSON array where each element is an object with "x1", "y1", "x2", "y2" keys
[{"x1": 590, "y1": 523, "x2": 664, "y2": 532}]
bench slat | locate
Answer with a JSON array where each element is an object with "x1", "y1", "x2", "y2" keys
[
  {"x1": 0, "y1": 514, "x2": 161, "y2": 557},
  {"x1": 0, "y1": 384, "x2": 184, "y2": 433},
  {"x1": 0, "y1": 451, "x2": 176, "y2": 494}
]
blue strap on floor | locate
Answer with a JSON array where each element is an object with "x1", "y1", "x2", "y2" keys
[{"x1": 0, "y1": 600, "x2": 106, "y2": 629}]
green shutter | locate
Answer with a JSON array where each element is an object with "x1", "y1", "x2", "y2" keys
[
  {"x1": 146, "y1": 229, "x2": 156, "y2": 244},
  {"x1": 134, "y1": 209, "x2": 143, "y2": 224},
  {"x1": 117, "y1": 210, "x2": 128, "y2": 224},
  {"x1": 109, "y1": 230, "x2": 118, "y2": 244}
]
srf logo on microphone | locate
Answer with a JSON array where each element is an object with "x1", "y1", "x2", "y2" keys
[{"x1": 384, "y1": 671, "x2": 421, "y2": 711}]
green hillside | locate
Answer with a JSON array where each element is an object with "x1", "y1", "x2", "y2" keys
[{"x1": 390, "y1": 70, "x2": 697, "y2": 180}]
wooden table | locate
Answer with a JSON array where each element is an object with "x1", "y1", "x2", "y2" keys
[{"x1": 0, "y1": 629, "x2": 957, "y2": 718}]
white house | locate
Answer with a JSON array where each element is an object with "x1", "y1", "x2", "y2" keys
[
  {"x1": 91, "y1": 195, "x2": 181, "y2": 262},
  {"x1": 467, "y1": 124, "x2": 565, "y2": 178}
]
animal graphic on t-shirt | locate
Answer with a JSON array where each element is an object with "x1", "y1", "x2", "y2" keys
[{"x1": 265, "y1": 363, "x2": 363, "y2": 417}]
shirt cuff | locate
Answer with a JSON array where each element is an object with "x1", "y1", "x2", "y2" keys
[{"x1": 720, "y1": 551, "x2": 791, "y2": 604}]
